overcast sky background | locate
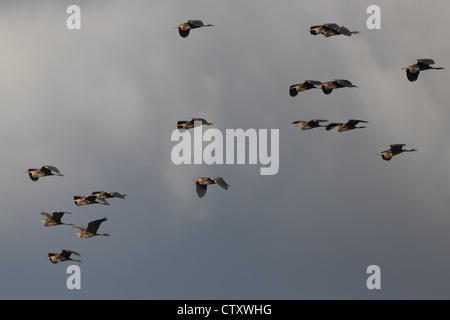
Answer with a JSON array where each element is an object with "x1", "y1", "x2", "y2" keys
[{"x1": 1, "y1": 0, "x2": 450, "y2": 300}]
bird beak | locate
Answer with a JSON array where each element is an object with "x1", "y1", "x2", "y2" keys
[{"x1": 376, "y1": 153, "x2": 382, "y2": 156}]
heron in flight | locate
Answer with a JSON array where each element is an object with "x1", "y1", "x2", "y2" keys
[
  {"x1": 292, "y1": 119, "x2": 328, "y2": 130},
  {"x1": 310, "y1": 23, "x2": 359, "y2": 37},
  {"x1": 194, "y1": 177, "x2": 230, "y2": 198},
  {"x1": 321, "y1": 79, "x2": 358, "y2": 95},
  {"x1": 177, "y1": 118, "x2": 213, "y2": 130},
  {"x1": 402, "y1": 59, "x2": 444, "y2": 82},
  {"x1": 39, "y1": 211, "x2": 72, "y2": 227},
  {"x1": 48, "y1": 249, "x2": 81, "y2": 264},
  {"x1": 26, "y1": 165, "x2": 63, "y2": 181},
  {"x1": 175, "y1": 20, "x2": 213, "y2": 38},
  {"x1": 289, "y1": 80, "x2": 322, "y2": 97},
  {"x1": 378, "y1": 144, "x2": 417, "y2": 161},
  {"x1": 72, "y1": 218, "x2": 110, "y2": 239},
  {"x1": 90, "y1": 191, "x2": 128, "y2": 201},
  {"x1": 72, "y1": 195, "x2": 110, "y2": 206},
  {"x1": 326, "y1": 119, "x2": 368, "y2": 132}
]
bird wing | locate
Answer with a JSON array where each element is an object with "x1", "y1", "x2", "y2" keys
[
  {"x1": 390, "y1": 144, "x2": 406, "y2": 152},
  {"x1": 338, "y1": 26, "x2": 352, "y2": 36},
  {"x1": 40, "y1": 211, "x2": 52, "y2": 219},
  {"x1": 417, "y1": 58, "x2": 435, "y2": 66},
  {"x1": 289, "y1": 85, "x2": 300, "y2": 97},
  {"x1": 178, "y1": 28, "x2": 190, "y2": 38},
  {"x1": 210, "y1": 177, "x2": 230, "y2": 190},
  {"x1": 334, "y1": 79, "x2": 355, "y2": 88},
  {"x1": 71, "y1": 225, "x2": 86, "y2": 232},
  {"x1": 62, "y1": 249, "x2": 80, "y2": 258},
  {"x1": 107, "y1": 192, "x2": 127, "y2": 199},
  {"x1": 323, "y1": 23, "x2": 340, "y2": 30},
  {"x1": 291, "y1": 121, "x2": 306, "y2": 124},
  {"x1": 43, "y1": 165, "x2": 61, "y2": 174},
  {"x1": 195, "y1": 181, "x2": 207, "y2": 198},
  {"x1": 406, "y1": 69, "x2": 419, "y2": 82},
  {"x1": 88, "y1": 218, "x2": 108, "y2": 233},
  {"x1": 345, "y1": 119, "x2": 368, "y2": 127},
  {"x1": 311, "y1": 119, "x2": 328, "y2": 123},
  {"x1": 188, "y1": 20, "x2": 204, "y2": 28}
]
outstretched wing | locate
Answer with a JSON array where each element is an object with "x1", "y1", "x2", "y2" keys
[
  {"x1": 178, "y1": 28, "x2": 190, "y2": 38},
  {"x1": 195, "y1": 181, "x2": 207, "y2": 198},
  {"x1": 345, "y1": 119, "x2": 368, "y2": 127},
  {"x1": 43, "y1": 165, "x2": 61, "y2": 175},
  {"x1": 406, "y1": 69, "x2": 419, "y2": 82},
  {"x1": 210, "y1": 177, "x2": 230, "y2": 190},
  {"x1": 40, "y1": 211, "x2": 52, "y2": 219}
]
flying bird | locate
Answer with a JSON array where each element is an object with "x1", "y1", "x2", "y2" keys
[
  {"x1": 378, "y1": 144, "x2": 417, "y2": 161},
  {"x1": 193, "y1": 177, "x2": 230, "y2": 198},
  {"x1": 90, "y1": 191, "x2": 128, "y2": 201},
  {"x1": 39, "y1": 211, "x2": 72, "y2": 227},
  {"x1": 72, "y1": 195, "x2": 110, "y2": 206},
  {"x1": 321, "y1": 79, "x2": 358, "y2": 95},
  {"x1": 289, "y1": 80, "x2": 322, "y2": 97},
  {"x1": 402, "y1": 59, "x2": 444, "y2": 82},
  {"x1": 72, "y1": 217, "x2": 110, "y2": 239},
  {"x1": 26, "y1": 165, "x2": 63, "y2": 181},
  {"x1": 175, "y1": 19, "x2": 213, "y2": 38},
  {"x1": 326, "y1": 119, "x2": 368, "y2": 132},
  {"x1": 177, "y1": 118, "x2": 213, "y2": 130},
  {"x1": 292, "y1": 119, "x2": 328, "y2": 130},
  {"x1": 48, "y1": 249, "x2": 81, "y2": 264},
  {"x1": 310, "y1": 23, "x2": 359, "y2": 37}
]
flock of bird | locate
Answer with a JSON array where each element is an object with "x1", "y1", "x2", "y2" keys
[
  {"x1": 28, "y1": 165, "x2": 127, "y2": 264},
  {"x1": 173, "y1": 19, "x2": 443, "y2": 182}
]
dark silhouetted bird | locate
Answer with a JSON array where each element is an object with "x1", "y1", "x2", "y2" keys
[
  {"x1": 193, "y1": 177, "x2": 229, "y2": 198},
  {"x1": 48, "y1": 249, "x2": 81, "y2": 264},
  {"x1": 175, "y1": 20, "x2": 213, "y2": 38},
  {"x1": 39, "y1": 211, "x2": 72, "y2": 227},
  {"x1": 289, "y1": 80, "x2": 322, "y2": 97},
  {"x1": 326, "y1": 119, "x2": 368, "y2": 132},
  {"x1": 310, "y1": 23, "x2": 359, "y2": 37},
  {"x1": 72, "y1": 218, "x2": 109, "y2": 239},
  {"x1": 292, "y1": 119, "x2": 328, "y2": 130},
  {"x1": 26, "y1": 165, "x2": 63, "y2": 181},
  {"x1": 321, "y1": 79, "x2": 358, "y2": 95},
  {"x1": 177, "y1": 118, "x2": 213, "y2": 130},
  {"x1": 402, "y1": 59, "x2": 444, "y2": 82},
  {"x1": 72, "y1": 195, "x2": 110, "y2": 206},
  {"x1": 378, "y1": 144, "x2": 417, "y2": 161}
]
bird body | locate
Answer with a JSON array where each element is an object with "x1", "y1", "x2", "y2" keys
[
  {"x1": 72, "y1": 218, "x2": 109, "y2": 239},
  {"x1": 310, "y1": 23, "x2": 359, "y2": 37},
  {"x1": 321, "y1": 79, "x2": 358, "y2": 95},
  {"x1": 402, "y1": 59, "x2": 444, "y2": 82},
  {"x1": 177, "y1": 118, "x2": 213, "y2": 130},
  {"x1": 26, "y1": 165, "x2": 63, "y2": 181},
  {"x1": 194, "y1": 177, "x2": 229, "y2": 198},
  {"x1": 378, "y1": 144, "x2": 417, "y2": 161},
  {"x1": 175, "y1": 19, "x2": 213, "y2": 38},
  {"x1": 48, "y1": 249, "x2": 81, "y2": 264},
  {"x1": 326, "y1": 119, "x2": 368, "y2": 132},
  {"x1": 289, "y1": 80, "x2": 322, "y2": 97},
  {"x1": 39, "y1": 211, "x2": 72, "y2": 227},
  {"x1": 292, "y1": 119, "x2": 328, "y2": 130}
]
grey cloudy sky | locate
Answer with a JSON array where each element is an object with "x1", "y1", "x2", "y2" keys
[{"x1": 1, "y1": 0, "x2": 450, "y2": 300}]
